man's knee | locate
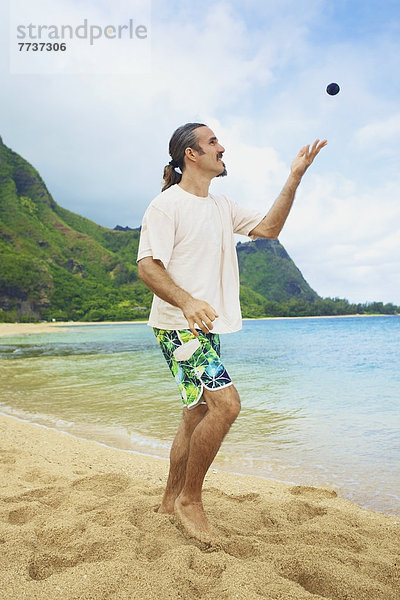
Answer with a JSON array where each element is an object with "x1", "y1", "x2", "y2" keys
[
  {"x1": 204, "y1": 385, "x2": 241, "y2": 423},
  {"x1": 182, "y1": 403, "x2": 208, "y2": 429}
]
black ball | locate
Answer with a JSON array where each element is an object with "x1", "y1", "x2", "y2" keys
[{"x1": 326, "y1": 82, "x2": 340, "y2": 95}]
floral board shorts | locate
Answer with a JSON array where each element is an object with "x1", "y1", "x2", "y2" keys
[{"x1": 153, "y1": 328, "x2": 233, "y2": 409}]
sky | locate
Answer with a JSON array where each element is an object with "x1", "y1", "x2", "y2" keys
[{"x1": 1, "y1": 0, "x2": 400, "y2": 304}]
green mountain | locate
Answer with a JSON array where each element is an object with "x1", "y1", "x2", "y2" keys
[
  {"x1": 0, "y1": 136, "x2": 151, "y2": 322},
  {"x1": 237, "y1": 238, "x2": 318, "y2": 302},
  {"x1": 2, "y1": 135, "x2": 370, "y2": 322}
]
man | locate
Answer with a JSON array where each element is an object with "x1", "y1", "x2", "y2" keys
[{"x1": 137, "y1": 122, "x2": 326, "y2": 543}]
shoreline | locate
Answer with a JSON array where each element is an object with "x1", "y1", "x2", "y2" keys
[
  {"x1": 1, "y1": 405, "x2": 398, "y2": 517},
  {"x1": 1, "y1": 411, "x2": 399, "y2": 599},
  {"x1": 0, "y1": 313, "x2": 397, "y2": 338}
]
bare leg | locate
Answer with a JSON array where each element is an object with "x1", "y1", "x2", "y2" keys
[
  {"x1": 158, "y1": 403, "x2": 208, "y2": 514},
  {"x1": 174, "y1": 385, "x2": 241, "y2": 542}
]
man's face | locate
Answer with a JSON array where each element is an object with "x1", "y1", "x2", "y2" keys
[{"x1": 193, "y1": 127, "x2": 227, "y2": 178}]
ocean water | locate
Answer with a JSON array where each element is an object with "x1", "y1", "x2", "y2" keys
[{"x1": 1, "y1": 317, "x2": 399, "y2": 515}]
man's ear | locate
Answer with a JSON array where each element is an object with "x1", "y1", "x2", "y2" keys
[{"x1": 184, "y1": 147, "x2": 197, "y2": 163}]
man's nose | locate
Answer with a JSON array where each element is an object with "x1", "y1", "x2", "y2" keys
[{"x1": 218, "y1": 144, "x2": 225, "y2": 153}]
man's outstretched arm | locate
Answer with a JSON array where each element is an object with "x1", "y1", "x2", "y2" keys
[
  {"x1": 137, "y1": 257, "x2": 218, "y2": 337},
  {"x1": 249, "y1": 139, "x2": 327, "y2": 239}
]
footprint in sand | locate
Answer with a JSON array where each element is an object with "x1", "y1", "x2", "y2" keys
[
  {"x1": 222, "y1": 536, "x2": 262, "y2": 559},
  {"x1": 285, "y1": 500, "x2": 327, "y2": 524},
  {"x1": 3, "y1": 486, "x2": 68, "y2": 509},
  {"x1": 277, "y1": 556, "x2": 393, "y2": 600},
  {"x1": 8, "y1": 505, "x2": 39, "y2": 525},
  {"x1": 204, "y1": 488, "x2": 261, "y2": 504},
  {"x1": 28, "y1": 553, "x2": 80, "y2": 581},
  {"x1": 289, "y1": 485, "x2": 338, "y2": 499},
  {"x1": 28, "y1": 521, "x2": 119, "y2": 581},
  {"x1": 226, "y1": 492, "x2": 261, "y2": 503},
  {"x1": 187, "y1": 549, "x2": 226, "y2": 578},
  {"x1": 71, "y1": 473, "x2": 131, "y2": 496},
  {"x1": 0, "y1": 449, "x2": 17, "y2": 464},
  {"x1": 22, "y1": 468, "x2": 59, "y2": 485}
]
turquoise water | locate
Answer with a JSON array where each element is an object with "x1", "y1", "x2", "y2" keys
[{"x1": 1, "y1": 317, "x2": 399, "y2": 515}]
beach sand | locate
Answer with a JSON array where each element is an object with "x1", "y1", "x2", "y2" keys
[
  {"x1": 0, "y1": 321, "x2": 149, "y2": 338},
  {"x1": 0, "y1": 323, "x2": 67, "y2": 337},
  {"x1": 0, "y1": 413, "x2": 399, "y2": 599}
]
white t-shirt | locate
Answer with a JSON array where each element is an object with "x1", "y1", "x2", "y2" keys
[{"x1": 137, "y1": 184, "x2": 264, "y2": 334}]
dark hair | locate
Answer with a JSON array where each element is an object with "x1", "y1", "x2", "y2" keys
[{"x1": 162, "y1": 122, "x2": 206, "y2": 191}]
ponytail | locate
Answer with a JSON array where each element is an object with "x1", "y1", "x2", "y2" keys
[
  {"x1": 161, "y1": 122, "x2": 206, "y2": 191},
  {"x1": 162, "y1": 163, "x2": 182, "y2": 192}
]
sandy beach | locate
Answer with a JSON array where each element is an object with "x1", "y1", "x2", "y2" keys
[
  {"x1": 0, "y1": 321, "x2": 152, "y2": 338},
  {"x1": 0, "y1": 413, "x2": 399, "y2": 600},
  {"x1": 0, "y1": 323, "x2": 68, "y2": 337}
]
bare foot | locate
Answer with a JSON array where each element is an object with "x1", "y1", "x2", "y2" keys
[
  {"x1": 157, "y1": 500, "x2": 175, "y2": 515},
  {"x1": 174, "y1": 496, "x2": 216, "y2": 544}
]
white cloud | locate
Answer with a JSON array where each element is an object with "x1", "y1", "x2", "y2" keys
[
  {"x1": 280, "y1": 174, "x2": 400, "y2": 303},
  {"x1": 355, "y1": 114, "x2": 400, "y2": 145},
  {"x1": 205, "y1": 116, "x2": 289, "y2": 208}
]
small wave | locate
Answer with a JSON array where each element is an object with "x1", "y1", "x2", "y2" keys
[
  {"x1": 0, "y1": 404, "x2": 170, "y2": 460},
  {"x1": 0, "y1": 341, "x2": 154, "y2": 360}
]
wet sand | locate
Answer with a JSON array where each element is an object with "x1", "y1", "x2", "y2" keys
[{"x1": 0, "y1": 413, "x2": 399, "y2": 599}]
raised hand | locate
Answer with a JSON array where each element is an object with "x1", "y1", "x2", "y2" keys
[{"x1": 290, "y1": 139, "x2": 327, "y2": 180}]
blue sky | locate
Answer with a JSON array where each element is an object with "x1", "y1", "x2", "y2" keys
[{"x1": 1, "y1": 0, "x2": 400, "y2": 303}]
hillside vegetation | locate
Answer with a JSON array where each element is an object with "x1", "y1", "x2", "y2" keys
[{"x1": 0, "y1": 137, "x2": 150, "y2": 322}]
